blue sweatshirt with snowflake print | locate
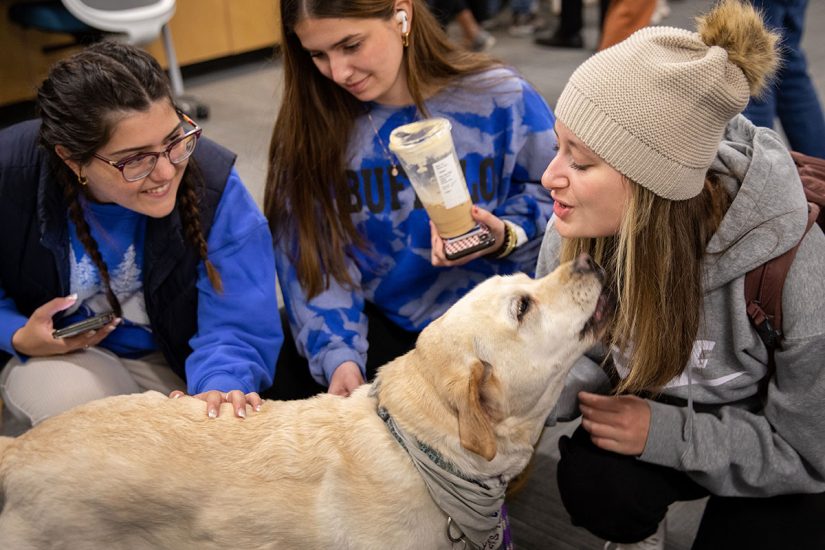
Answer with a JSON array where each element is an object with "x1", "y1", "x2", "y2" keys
[
  {"x1": 0, "y1": 168, "x2": 281, "y2": 395},
  {"x1": 275, "y1": 68, "x2": 556, "y2": 386}
]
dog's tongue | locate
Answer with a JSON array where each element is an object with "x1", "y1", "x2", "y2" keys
[{"x1": 594, "y1": 291, "x2": 612, "y2": 322}]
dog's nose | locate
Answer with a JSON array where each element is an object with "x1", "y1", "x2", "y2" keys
[
  {"x1": 572, "y1": 253, "x2": 605, "y2": 281},
  {"x1": 572, "y1": 253, "x2": 596, "y2": 273}
]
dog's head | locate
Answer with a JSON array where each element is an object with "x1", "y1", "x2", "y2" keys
[{"x1": 376, "y1": 254, "x2": 610, "y2": 470}]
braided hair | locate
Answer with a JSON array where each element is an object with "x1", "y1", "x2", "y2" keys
[{"x1": 37, "y1": 41, "x2": 222, "y2": 316}]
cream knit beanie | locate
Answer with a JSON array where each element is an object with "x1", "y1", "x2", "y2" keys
[{"x1": 555, "y1": 0, "x2": 780, "y2": 200}]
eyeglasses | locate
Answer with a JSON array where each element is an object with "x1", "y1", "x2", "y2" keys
[{"x1": 93, "y1": 112, "x2": 202, "y2": 182}]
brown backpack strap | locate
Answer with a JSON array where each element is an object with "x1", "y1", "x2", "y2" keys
[
  {"x1": 791, "y1": 151, "x2": 825, "y2": 226},
  {"x1": 747, "y1": 152, "x2": 825, "y2": 386},
  {"x1": 745, "y1": 205, "x2": 818, "y2": 357}
]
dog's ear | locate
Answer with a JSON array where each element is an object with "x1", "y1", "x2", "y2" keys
[{"x1": 457, "y1": 361, "x2": 499, "y2": 461}]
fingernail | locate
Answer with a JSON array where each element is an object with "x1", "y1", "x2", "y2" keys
[
  {"x1": 208, "y1": 409, "x2": 217, "y2": 418},
  {"x1": 106, "y1": 325, "x2": 116, "y2": 332},
  {"x1": 237, "y1": 408, "x2": 246, "y2": 418},
  {"x1": 172, "y1": 393, "x2": 181, "y2": 399},
  {"x1": 88, "y1": 330, "x2": 97, "y2": 337},
  {"x1": 67, "y1": 293, "x2": 78, "y2": 301},
  {"x1": 255, "y1": 404, "x2": 262, "y2": 412}
]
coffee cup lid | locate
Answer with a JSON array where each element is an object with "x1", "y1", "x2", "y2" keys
[{"x1": 389, "y1": 117, "x2": 452, "y2": 151}]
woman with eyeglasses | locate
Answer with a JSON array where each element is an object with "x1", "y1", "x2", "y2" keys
[{"x1": 0, "y1": 41, "x2": 282, "y2": 426}]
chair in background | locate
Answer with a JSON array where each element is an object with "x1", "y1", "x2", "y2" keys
[
  {"x1": 8, "y1": 1, "x2": 102, "y2": 52},
  {"x1": 8, "y1": 0, "x2": 208, "y2": 118},
  {"x1": 62, "y1": 0, "x2": 175, "y2": 45}
]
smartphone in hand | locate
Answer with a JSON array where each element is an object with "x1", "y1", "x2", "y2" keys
[
  {"x1": 443, "y1": 224, "x2": 496, "y2": 261},
  {"x1": 52, "y1": 312, "x2": 115, "y2": 339}
]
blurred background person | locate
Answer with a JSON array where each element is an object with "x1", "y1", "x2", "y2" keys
[{"x1": 742, "y1": 0, "x2": 825, "y2": 158}]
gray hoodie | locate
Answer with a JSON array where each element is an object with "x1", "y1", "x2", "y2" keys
[{"x1": 537, "y1": 116, "x2": 825, "y2": 497}]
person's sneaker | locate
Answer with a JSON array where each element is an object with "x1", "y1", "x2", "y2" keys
[
  {"x1": 508, "y1": 12, "x2": 545, "y2": 37},
  {"x1": 481, "y1": 9, "x2": 510, "y2": 31},
  {"x1": 470, "y1": 29, "x2": 496, "y2": 52},
  {"x1": 534, "y1": 30, "x2": 584, "y2": 49},
  {"x1": 603, "y1": 518, "x2": 666, "y2": 550}
]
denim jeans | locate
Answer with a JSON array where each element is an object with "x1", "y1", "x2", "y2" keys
[
  {"x1": 510, "y1": 0, "x2": 534, "y2": 16},
  {"x1": 742, "y1": 0, "x2": 825, "y2": 157}
]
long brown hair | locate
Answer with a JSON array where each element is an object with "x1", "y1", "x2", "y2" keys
[
  {"x1": 37, "y1": 41, "x2": 221, "y2": 317},
  {"x1": 265, "y1": 0, "x2": 501, "y2": 298},
  {"x1": 560, "y1": 176, "x2": 732, "y2": 393}
]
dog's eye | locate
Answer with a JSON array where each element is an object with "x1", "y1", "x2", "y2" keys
[{"x1": 515, "y1": 295, "x2": 532, "y2": 321}]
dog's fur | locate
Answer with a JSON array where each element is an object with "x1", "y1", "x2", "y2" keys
[{"x1": 0, "y1": 257, "x2": 606, "y2": 549}]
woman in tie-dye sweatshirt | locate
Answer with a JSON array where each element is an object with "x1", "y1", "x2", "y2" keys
[{"x1": 264, "y1": 0, "x2": 555, "y2": 399}]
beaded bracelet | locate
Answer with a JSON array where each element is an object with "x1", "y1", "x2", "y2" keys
[{"x1": 495, "y1": 222, "x2": 518, "y2": 259}]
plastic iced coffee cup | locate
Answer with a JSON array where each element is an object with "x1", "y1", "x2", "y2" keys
[{"x1": 389, "y1": 118, "x2": 475, "y2": 238}]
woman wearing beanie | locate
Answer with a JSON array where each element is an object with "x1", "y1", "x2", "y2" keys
[{"x1": 536, "y1": 1, "x2": 825, "y2": 548}]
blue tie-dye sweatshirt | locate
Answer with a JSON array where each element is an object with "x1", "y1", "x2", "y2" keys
[{"x1": 275, "y1": 68, "x2": 556, "y2": 386}]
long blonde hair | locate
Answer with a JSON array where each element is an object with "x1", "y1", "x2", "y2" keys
[
  {"x1": 560, "y1": 176, "x2": 732, "y2": 393},
  {"x1": 555, "y1": 0, "x2": 782, "y2": 393},
  {"x1": 264, "y1": 0, "x2": 501, "y2": 298}
]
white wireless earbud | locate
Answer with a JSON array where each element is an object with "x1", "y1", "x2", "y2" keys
[{"x1": 396, "y1": 10, "x2": 409, "y2": 34}]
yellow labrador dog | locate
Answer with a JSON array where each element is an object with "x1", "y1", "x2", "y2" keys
[{"x1": 0, "y1": 255, "x2": 609, "y2": 550}]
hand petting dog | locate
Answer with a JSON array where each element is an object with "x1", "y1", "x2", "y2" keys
[{"x1": 168, "y1": 389, "x2": 262, "y2": 419}]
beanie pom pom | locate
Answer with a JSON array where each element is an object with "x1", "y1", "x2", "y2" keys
[{"x1": 696, "y1": 0, "x2": 780, "y2": 96}]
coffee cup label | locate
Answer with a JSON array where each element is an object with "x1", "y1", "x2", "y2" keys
[{"x1": 432, "y1": 155, "x2": 467, "y2": 209}]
